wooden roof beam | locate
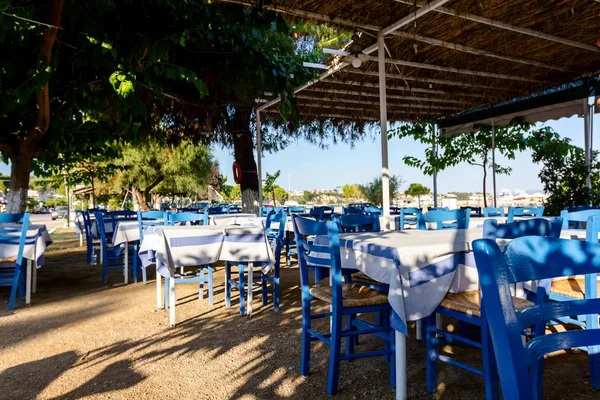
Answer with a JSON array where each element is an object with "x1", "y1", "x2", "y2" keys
[
  {"x1": 303, "y1": 87, "x2": 475, "y2": 105},
  {"x1": 297, "y1": 104, "x2": 449, "y2": 117},
  {"x1": 295, "y1": 94, "x2": 461, "y2": 111},
  {"x1": 379, "y1": 57, "x2": 544, "y2": 83},
  {"x1": 262, "y1": 109, "x2": 380, "y2": 121},
  {"x1": 394, "y1": 0, "x2": 600, "y2": 53},
  {"x1": 343, "y1": 69, "x2": 515, "y2": 91},
  {"x1": 390, "y1": 31, "x2": 574, "y2": 73},
  {"x1": 320, "y1": 79, "x2": 488, "y2": 98}
]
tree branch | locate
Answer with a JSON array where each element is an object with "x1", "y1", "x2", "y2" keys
[{"x1": 144, "y1": 176, "x2": 164, "y2": 194}]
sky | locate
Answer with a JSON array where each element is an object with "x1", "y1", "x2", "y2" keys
[
  {"x1": 1, "y1": 113, "x2": 597, "y2": 194},
  {"x1": 212, "y1": 113, "x2": 599, "y2": 194}
]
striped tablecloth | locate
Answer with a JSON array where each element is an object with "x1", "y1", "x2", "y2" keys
[
  {"x1": 138, "y1": 225, "x2": 274, "y2": 278},
  {"x1": 208, "y1": 214, "x2": 257, "y2": 226},
  {"x1": 0, "y1": 223, "x2": 52, "y2": 267},
  {"x1": 112, "y1": 221, "x2": 141, "y2": 245}
]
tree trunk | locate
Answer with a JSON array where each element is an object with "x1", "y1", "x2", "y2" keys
[
  {"x1": 90, "y1": 175, "x2": 96, "y2": 208},
  {"x1": 132, "y1": 187, "x2": 150, "y2": 211},
  {"x1": 6, "y1": 144, "x2": 36, "y2": 213},
  {"x1": 231, "y1": 108, "x2": 258, "y2": 214}
]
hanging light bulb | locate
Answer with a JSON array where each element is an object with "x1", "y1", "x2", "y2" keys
[{"x1": 351, "y1": 55, "x2": 362, "y2": 68}]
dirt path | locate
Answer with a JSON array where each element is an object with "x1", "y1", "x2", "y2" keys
[{"x1": 0, "y1": 230, "x2": 595, "y2": 399}]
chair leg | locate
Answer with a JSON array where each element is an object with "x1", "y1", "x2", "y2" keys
[
  {"x1": 261, "y1": 273, "x2": 268, "y2": 306},
  {"x1": 286, "y1": 238, "x2": 291, "y2": 266},
  {"x1": 142, "y1": 260, "x2": 147, "y2": 284},
  {"x1": 301, "y1": 296, "x2": 312, "y2": 376},
  {"x1": 425, "y1": 313, "x2": 437, "y2": 393},
  {"x1": 207, "y1": 267, "x2": 214, "y2": 306},
  {"x1": 382, "y1": 310, "x2": 390, "y2": 362},
  {"x1": 239, "y1": 264, "x2": 246, "y2": 317},
  {"x1": 345, "y1": 314, "x2": 355, "y2": 357},
  {"x1": 273, "y1": 263, "x2": 280, "y2": 311},
  {"x1": 164, "y1": 277, "x2": 169, "y2": 309},
  {"x1": 327, "y1": 306, "x2": 343, "y2": 395},
  {"x1": 8, "y1": 268, "x2": 21, "y2": 310},
  {"x1": 102, "y1": 259, "x2": 108, "y2": 285},
  {"x1": 481, "y1": 319, "x2": 499, "y2": 400},
  {"x1": 225, "y1": 262, "x2": 231, "y2": 308},
  {"x1": 199, "y1": 269, "x2": 205, "y2": 300}
]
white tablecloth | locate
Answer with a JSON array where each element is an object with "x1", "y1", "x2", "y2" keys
[
  {"x1": 315, "y1": 228, "x2": 486, "y2": 334},
  {"x1": 112, "y1": 221, "x2": 141, "y2": 245},
  {"x1": 0, "y1": 224, "x2": 52, "y2": 268},
  {"x1": 138, "y1": 225, "x2": 274, "y2": 278},
  {"x1": 208, "y1": 214, "x2": 257, "y2": 226}
]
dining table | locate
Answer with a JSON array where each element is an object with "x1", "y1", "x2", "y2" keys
[
  {"x1": 313, "y1": 224, "x2": 577, "y2": 400},
  {"x1": 138, "y1": 223, "x2": 274, "y2": 325},
  {"x1": 0, "y1": 223, "x2": 52, "y2": 304}
]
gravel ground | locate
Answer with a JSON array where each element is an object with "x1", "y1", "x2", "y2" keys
[{"x1": 0, "y1": 229, "x2": 596, "y2": 399}]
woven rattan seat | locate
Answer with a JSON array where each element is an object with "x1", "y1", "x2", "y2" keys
[
  {"x1": 350, "y1": 271, "x2": 385, "y2": 286},
  {"x1": 0, "y1": 257, "x2": 17, "y2": 268},
  {"x1": 309, "y1": 284, "x2": 389, "y2": 307},
  {"x1": 551, "y1": 278, "x2": 600, "y2": 300},
  {"x1": 440, "y1": 291, "x2": 533, "y2": 317}
]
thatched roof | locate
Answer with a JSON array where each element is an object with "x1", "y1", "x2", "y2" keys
[{"x1": 222, "y1": 0, "x2": 600, "y2": 125}]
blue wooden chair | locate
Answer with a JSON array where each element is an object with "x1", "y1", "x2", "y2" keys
[
  {"x1": 390, "y1": 206, "x2": 401, "y2": 215},
  {"x1": 342, "y1": 206, "x2": 363, "y2": 215},
  {"x1": 462, "y1": 206, "x2": 482, "y2": 217},
  {"x1": 0, "y1": 213, "x2": 30, "y2": 310},
  {"x1": 208, "y1": 205, "x2": 227, "y2": 215},
  {"x1": 564, "y1": 205, "x2": 600, "y2": 212},
  {"x1": 94, "y1": 212, "x2": 137, "y2": 285},
  {"x1": 332, "y1": 213, "x2": 381, "y2": 233},
  {"x1": 291, "y1": 215, "x2": 395, "y2": 395},
  {"x1": 225, "y1": 210, "x2": 287, "y2": 315},
  {"x1": 559, "y1": 208, "x2": 600, "y2": 230},
  {"x1": 106, "y1": 210, "x2": 137, "y2": 238},
  {"x1": 137, "y1": 210, "x2": 166, "y2": 283},
  {"x1": 422, "y1": 208, "x2": 470, "y2": 230},
  {"x1": 0, "y1": 213, "x2": 25, "y2": 223},
  {"x1": 308, "y1": 207, "x2": 325, "y2": 220},
  {"x1": 483, "y1": 207, "x2": 505, "y2": 217},
  {"x1": 507, "y1": 206, "x2": 544, "y2": 222},
  {"x1": 364, "y1": 205, "x2": 382, "y2": 215},
  {"x1": 79, "y1": 210, "x2": 101, "y2": 264},
  {"x1": 227, "y1": 204, "x2": 242, "y2": 214},
  {"x1": 424, "y1": 217, "x2": 562, "y2": 399},
  {"x1": 167, "y1": 211, "x2": 209, "y2": 226},
  {"x1": 289, "y1": 206, "x2": 306, "y2": 214},
  {"x1": 399, "y1": 207, "x2": 425, "y2": 230},
  {"x1": 163, "y1": 211, "x2": 214, "y2": 309},
  {"x1": 427, "y1": 207, "x2": 449, "y2": 212},
  {"x1": 473, "y1": 235, "x2": 600, "y2": 399}
]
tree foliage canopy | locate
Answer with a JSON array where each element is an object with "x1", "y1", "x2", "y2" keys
[{"x1": 358, "y1": 175, "x2": 403, "y2": 206}]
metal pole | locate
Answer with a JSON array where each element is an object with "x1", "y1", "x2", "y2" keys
[
  {"x1": 63, "y1": 173, "x2": 70, "y2": 227},
  {"x1": 256, "y1": 111, "x2": 263, "y2": 209},
  {"x1": 584, "y1": 98, "x2": 592, "y2": 191},
  {"x1": 378, "y1": 34, "x2": 391, "y2": 230},
  {"x1": 491, "y1": 119, "x2": 497, "y2": 208},
  {"x1": 433, "y1": 123, "x2": 438, "y2": 207}
]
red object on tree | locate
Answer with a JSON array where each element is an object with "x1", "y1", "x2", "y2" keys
[{"x1": 232, "y1": 161, "x2": 242, "y2": 184}]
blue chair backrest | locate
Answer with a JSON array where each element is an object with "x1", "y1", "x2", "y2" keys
[
  {"x1": 473, "y1": 236, "x2": 600, "y2": 399},
  {"x1": 0, "y1": 213, "x2": 25, "y2": 223},
  {"x1": 423, "y1": 208, "x2": 470, "y2": 230},
  {"x1": 507, "y1": 206, "x2": 544, "y2": 222},
  {"x1": 427, "y1": 207, "x2": 449, "y2": 212},
  {"x1": 208, "y1": 206, "x2": 227, "y2": 215},
  {"x1": 93, "y1": 212, "x2": 110, "y2": 252},
  {"x1": 309, "y1": 207, "x2": 325, "y2": 220},
  {"x1": 483, "y1": 207, "x2": 505, "y2": 217},
  {"x1": 76, "y1": 210, "x2": 94, "y2": 237},
  {"x1": 289, "y1": 206, "x2": 306, "y2": 214},
  {"x1": 265, "y1": 210, "x2": 288, "y2": 264},
  {"x1": 331, "y1": 213, "x2": 380, "y2": 233},
  {"x1": 137, "y1": 210, "x2": 166, "y2": 240},
  {"x1": 389, "y1": 206, "x2": 400, "y2": 215},
  {"x1": 482, "y1": 218, "x2": 562, "y2": 240},
  {"x1": 363, "y1": 205, "x2": 382, "y2": 215},
  {"x1": 399, "y1": 207, "x2": 425, "y2": 230},
  {"x1": 563, "y1": 205, "x2": 600, "y2": 213},
  {"x1": 167, "y1": 211, "x2": 208, "y2": 226},
  {"x1": 342, "y1": 206, "x2": 363, "y2": 215},
  {"x1": 292, "y1": 215, "x2": 343, "y2": 303},
  {"x1": 227, "y1": 205, "x2": 242, "y2": 214},
  {"x1": 559, "y1": 208, "x2": 600, "y2": 231}
]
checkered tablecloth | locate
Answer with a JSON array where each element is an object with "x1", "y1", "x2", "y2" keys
[{"x1": 138, "y1": 225, "x2": 274, "y2": 278}]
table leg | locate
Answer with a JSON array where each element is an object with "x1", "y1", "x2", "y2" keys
[
  {"x1": 247, "y1": 263, "x2": 254, "y2": 316},
  {"x1": 26, "y1": 259, "x2": 32, "y2": 305},
  {"x1": 156, "y1": 260, "x2": 162, "y2": 309},
  {"x1": 79, "y1": 234, "x2": 83, "y2": 247},
  {"x1": 416, "y1": 320, "x2": 422, "y2": 340},
  {"x1": 169, "y1": 269, "x2": 176, "y2": 326},
  {"x1": 124, "y1": 240, "x2": 129, "y2": 285},
  {"x1": 32, "y1": 263, "x2": 37, "y2": 294},
  {"x1": 395, "y1": 331, "x2": 407, "y2": 400}
]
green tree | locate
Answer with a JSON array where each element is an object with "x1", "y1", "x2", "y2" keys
[
  {"x1": 358, "y1": 175, "x2": 403, "y2": 206},
  {"x1": 222, "y1": 185, "x2": 241, "y2": 202},
  {"x1": 273, "y1": 185, "x2": 289, "y2": 204},
  {"x1": 113, "y1": 139, "x2": 213, "y2": 210},
  {"x1": 390, "y1": 122, "x2": 530, "y2": 207},
  {"x1": 341, "y1": 184, "x2": 361, "y2": 200},
  {"x1": 263, "y1": 170, "x2": 281, "y2": 205},
  {"x1": 405, "y1": 183, "x2": 430, "y2": 208},
  {"x1": 303, "y1": 190, "x2": 318, "y2": 203},
  {"x1": 528, "y1": 127, "x2": 600, "y2": 215}
]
